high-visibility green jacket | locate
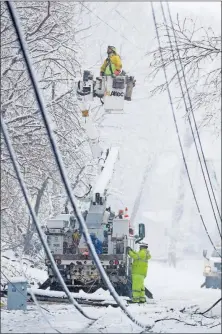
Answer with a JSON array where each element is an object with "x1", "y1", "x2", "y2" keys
[
  {"x1": 100, "y1": 53, "x2": 122, "y2": 75},
  {"x1": 128, "y1": 248, "x2": 151, "y2": 277}
]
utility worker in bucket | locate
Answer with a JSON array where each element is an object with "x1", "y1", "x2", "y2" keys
[
  {"x1": 126, "y1": 243, "x2": 151, "y2": 303},
  {"x1": 100, "y1": 46, "x2": 122, "y2": 77}
]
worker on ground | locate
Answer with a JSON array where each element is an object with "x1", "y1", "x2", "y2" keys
[
  {"x1": 100, "y1": 46, "x2": 122, "y2": 77},
  {"x1": 126, "y1": 243, "x2": 151, "y2": 303},
  {"x1": 116, "y1": 209, "x2": 124, "y2": 219},
  {"x1": 168, "y1": 243, "x2": 176, "y2": 268}
]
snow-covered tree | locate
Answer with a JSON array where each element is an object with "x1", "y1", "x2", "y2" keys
[
  {"x1": 147, "y1": 15, "x2": 221, "y2": 134},
  {"x1": 146, "y1": 14, "x2": 221, "y2": 259},
  {"x1": 1, "y1": 2, "x2": 96, "y2": 257}
]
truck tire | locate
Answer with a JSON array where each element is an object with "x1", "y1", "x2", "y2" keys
[
  {"x1": 116, "y1": 283, "x2": 130, "y2": 297},
  {"x1": 39, "y1": 278, "x2": 51, "y2": 290}
]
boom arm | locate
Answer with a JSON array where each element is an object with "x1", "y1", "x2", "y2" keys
[{"x1": 92, "y1": 147, "x2": 119, "y2": 204}]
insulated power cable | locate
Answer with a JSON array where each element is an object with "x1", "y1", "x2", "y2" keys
[
  {"x1": 115, "y1": 9, "x2": 143, "y2": 36},
  {"x1": 20, "y1": 258, "x2": 63, "y2": 333},
  {"x1": 28, "y1": 287, "x2": 62, "y2": 334},
  {"x1": 150, "y1": 2, "x2": 221, "y2": 257},
  {"x1": 1, "y1": 271, "x2": 62, "y2": 334},
  {"x1": 1, "y1": 116, "x2": 97, "y2": 322},
  {"x1": 160, "y1": 1, "x2": 222, "y2": 238},
  {"x1": 81, "y1": 2, "x2": 154, "y2": 82},
  {"x1": 199, "y1": 297, "x2": 222, "y2": 315},
  {"x1": 6, "y1": 1, "x2": 150, "y2": 330},
  {"x1": 1, "y1": 271, "x2": 29, "y2": 300},
  {"x1": 80, "y1": 2, "x2": 145, "y2": 52},
  {"x1": 164, "y1": 1, "x2": 221, "y2": 226},
  {"x1": 165, "y1": 0, "x2": 221, "y2": 224},
  {"x1": 90, "y1": 2, "x2": 120, "y2": 32}
]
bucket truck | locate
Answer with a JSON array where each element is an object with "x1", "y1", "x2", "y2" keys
[{"x1": 43, "y1": 147, "x2": 146, "y2": 296}]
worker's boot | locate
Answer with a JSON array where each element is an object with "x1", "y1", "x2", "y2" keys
[
  {"x1": 139, "y1": 297, "x2": 146, "y2": 304},
  {"x1": 128, "y1": 298, "x2": 140, "y2": 304}
]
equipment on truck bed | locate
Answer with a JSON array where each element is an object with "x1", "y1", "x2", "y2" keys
[{"x1": 44, "y1": 213, "x2": 146, "y2": 296}]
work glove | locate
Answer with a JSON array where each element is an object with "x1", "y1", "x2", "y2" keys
[{"x1": 114, "y1": 70, "x2": 121, "y2": 76}]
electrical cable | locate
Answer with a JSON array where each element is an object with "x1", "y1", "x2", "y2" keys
[
  {"x1": 80, "y1": 2, "x2": 145, "y2": 51},
  {"x1": 90, "y1": 2, "x2": 120, "y2": 32},
  {"x1": 1, "y1": 116, "x2": 96, "y2": 322},
  {"x1": 5, "y1": 1, "x2": 150, "y2": 330},
  {"x1": 160, "y1": 1, "x2": 221, "y2": 236},
  {"x1": 165, "y1": 0, "x2": 221, "y2": 224},
  {"x1": 1, "y1": 271, "x2": 62, "y2": 333},
  {"x1": 20, "y1": 256, "x2": 63, "y2": 332},
  {"x1": 150, "y1": 2, "x2": 221, "y2": 257},
  {"x1": 115, "y1": 8, "x2": 143, "y2": 35},
  {"x1": 199, "y1": 297, "x2": 222, "y2": 315},
  {"x1": 1, "y1": 271, "x2": 29, "y2": 300},
  {"x1": 80, "y1": 2, "x2": 155, "y2": 88},
  {"x1": 28, "y1": 288, "x2": 62, "y2": 333}
]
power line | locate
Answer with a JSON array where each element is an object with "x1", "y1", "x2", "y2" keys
[
  {"x1": 115, "y1": 8, "x2": 142, "y2": 35},
  {"x1": 1, "y1": 116, "x2": 96, "y2": 322},
  {"x1": 5, "y1": 1, "x2": 150, "y2": 330},
  {"x1": 91, "y1": 2, "x2": 121, "y2": 31},
  {"x1": 150, "y1": 2, "x2": 221, "y2": 257},
  {"x1": 163, "y1": 0, "x2": 221, "y2": 232},
  {"x1": 1, "y1": 271, "x2": 61, "y2": 334},
  {"x1": 80, "y1": 2, "x2": 145, "y2": 51},
  {"x1": 165, "y1": 0, "x2": 221, "y2": 223},
  {"x1": 199, "y1": 297, "x2": 222, "y2": 315},
  {"x1": 159, "y1": 1, "x2": 221, "y2": 238},
  {"x1": 81, "y1": 2, "x2": 154, "y2": 76}
]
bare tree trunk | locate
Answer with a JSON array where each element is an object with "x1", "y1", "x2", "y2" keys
[{"x1": 23, "y1": 177, "x2": 49, "y2": 254}]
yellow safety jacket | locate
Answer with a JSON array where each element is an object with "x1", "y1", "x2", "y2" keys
[
  {"x1": 128, "y1": 249, "x2": 151, "y2": 277},
  {"x1": 100, "y1": 53, "x2": 122, "y2": 75}
]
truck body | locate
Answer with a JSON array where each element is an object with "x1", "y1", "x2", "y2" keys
[
  {"x1": 45, "y1": 211, "x2": 137, "y2": 295},
  {"x1": 203, "y1": 246, "x2": 221, "y2": 289},
  {"x1": 43, "y1": 147, "x2": 145, "y2": 296}
]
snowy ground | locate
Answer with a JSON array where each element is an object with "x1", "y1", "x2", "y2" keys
[
  {"x1": 1, "y1": 259, "x2": 221, "y2": 333},
  {"x1": 1, "y1": 250, "x2": 48, "y2": 288}
]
